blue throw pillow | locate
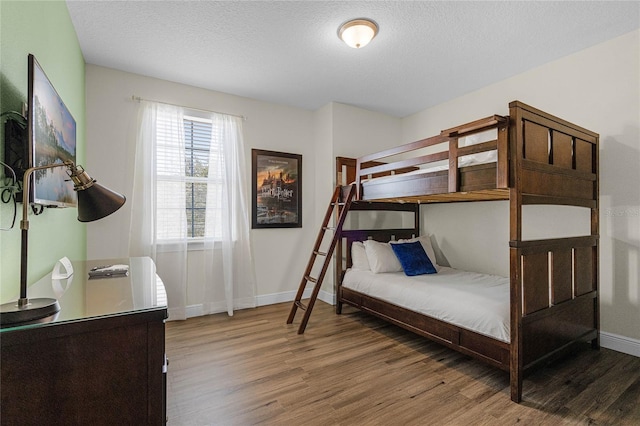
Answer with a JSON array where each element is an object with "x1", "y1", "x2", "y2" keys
[{"x1": 390, "y1": 241, "x2": 437, "y2": 276}]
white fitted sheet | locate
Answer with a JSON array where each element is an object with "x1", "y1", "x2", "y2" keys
[
  {"x1": 342, "y1": 266, "x2": 510, "y2": 343},
  {"x1": 359, "y1": 150, "x2": 497, "y2": 184}
]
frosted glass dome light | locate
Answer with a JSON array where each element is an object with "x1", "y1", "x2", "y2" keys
[{"x1": 338, "y1": 19, "x2": 378, "y2": 49}]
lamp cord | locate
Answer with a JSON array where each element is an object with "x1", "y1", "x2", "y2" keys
[
  {"x1": 0, "y1": 110, "x2": 27, "y2": 126},
  {"x1": 0, "y1": 160, "x2": 18, "y2": 230},
  {"x1": 1, "y1": 110, "x2": 44, "y2": 221}
]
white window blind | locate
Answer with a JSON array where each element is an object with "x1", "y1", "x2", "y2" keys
[{"x1": 156, "y1": 115, "x2": 224, "y2": 241}]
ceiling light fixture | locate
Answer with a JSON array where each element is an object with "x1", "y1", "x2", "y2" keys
[{"x1": 338, "y1": 18, "x2": 378, "y2": 49}]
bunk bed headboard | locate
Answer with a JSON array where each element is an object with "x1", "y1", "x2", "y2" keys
[
  {"x1": 332, "y1": 175, "x2": 420, "y2": 288},
  {"x1": 507, "y1": 100, "x2": 599, "y2": 318},
  {"x1": 507, "y1": 100, "x2": 598, "y2": 209},
  {"x1": 507, "y1": 100, "x2": 599, "y2": 401}
]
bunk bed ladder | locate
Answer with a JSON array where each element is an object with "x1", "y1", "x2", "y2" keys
[{"x1": 286, "y1": 184, "x2": 356, "y2": 334}]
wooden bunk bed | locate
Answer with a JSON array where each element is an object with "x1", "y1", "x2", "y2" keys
[{"x1": 334, "y1": 101, "x2": 599, "y2": 403}]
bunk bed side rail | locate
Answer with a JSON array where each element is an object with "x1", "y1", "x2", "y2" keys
[
  {"x1": 353, "y1": 115, "x2": 509, "y2": 200},
  {"x1": 336, "y1": 157, "x2": 419, "y2": 190}
]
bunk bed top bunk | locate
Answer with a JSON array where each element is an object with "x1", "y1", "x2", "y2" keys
[
  {"x1": 338, "y1": 100, "x2": 598, "y2": 208},
  {"x1": 334, "y1": 100, "x2": 599, "y2": 403}
]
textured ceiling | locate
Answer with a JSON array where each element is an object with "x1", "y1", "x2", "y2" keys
[{"x1": 66, "y1": 1, "x2": 639, "y2": 118}]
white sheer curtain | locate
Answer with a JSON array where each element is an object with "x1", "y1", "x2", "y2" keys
[
  {"x1": 129, "y1": 101, "x2": 256, "y2": 319},
  {"x1": 202, "y1": 113, "x2": 256, "y2": 316},
  {"x1": 129, "y1": 101, "x2": 188, "y2": 320}
]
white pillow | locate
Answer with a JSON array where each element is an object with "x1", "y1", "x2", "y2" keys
[
  {"x1": 351, "y1": 241, "x2": 371, "y2": 271},
  {"x1": 394, "y1": 235, "x2": 440, "y2": 271},
  {"x1": 363, "y1": 240, "x2": 403, "y2": 273}
]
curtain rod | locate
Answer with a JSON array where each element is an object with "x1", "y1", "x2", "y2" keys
[{"x1": 131, "y1": 95, "x2": 247, "y2": 121}]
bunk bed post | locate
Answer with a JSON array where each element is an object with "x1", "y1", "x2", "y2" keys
[
  {"x1": 335, "y1": 157, "x2": 352, "y2": 315},
  {"x1": 509, "y1": 103, "x2": 525, "y2": 403},
  {"x1": 448, "y1": 137, "x2": 459, "y2": 193},
  {"x1": 414, "y1": 202, "x2": 420, "y2": 237},
  {"x1": 509, "y1": 190, "x2": 524, "y2": 403},
  {"x1": 335, "y1": 222, "x2": 344, "y2": 315},
  {"x1": 496, "y1": 120, "x2": 510, "y2": 189},
  {"x1": 591, "y1": 135, "x2": 601, "y2": 349},
  {"x1": 355, "y1": 158, "x2": 363, "y2": 200},
  {"x1": 334, "y1": 157, "x2": 368, "y2": 316}
]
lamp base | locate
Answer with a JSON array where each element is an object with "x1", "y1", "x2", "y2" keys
[{"x1": 0, "y1": 298, "x2": 60, "y2": 326}]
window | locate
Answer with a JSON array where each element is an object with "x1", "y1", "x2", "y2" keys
[
  {"x1": 184, "y1": 117, "x2": 211, "y2": 238},
  {"x1": 156, "y1": 115, "x2": 224, "y2": 241}
]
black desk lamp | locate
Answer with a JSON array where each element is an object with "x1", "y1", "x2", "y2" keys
[{"x1": 0, "y1": 161, "x2": 126, "y2": 325}]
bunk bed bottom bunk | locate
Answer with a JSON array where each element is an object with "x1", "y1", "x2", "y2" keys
[
  {"x1": 342, "y1": 267, "x2": 511, "y2": 343},
  {"x1": 335, "y1": 225, "x2": 514, "y2": 371},
  {"x1": 341, "y1": 266, "x2": 511, "y2": 367},
  {"x1": 336, "y1": 226, "x2": 598, "y2": 403}
]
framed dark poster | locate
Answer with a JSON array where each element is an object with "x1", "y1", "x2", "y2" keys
[{"x1": 251, "y1": 149, "x2": 302, "y2": 228}]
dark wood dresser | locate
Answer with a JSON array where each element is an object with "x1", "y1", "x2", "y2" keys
[{"x1": 0, "y1": 257, "x2": 168, "y2": 425}]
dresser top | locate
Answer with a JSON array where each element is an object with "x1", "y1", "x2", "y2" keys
[{"x1": 1, "y1": 257, "x2": 167, "y2": 333}]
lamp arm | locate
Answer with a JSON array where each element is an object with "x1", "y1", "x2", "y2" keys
[
  {"x1": 20, "y1": 161, "x2": 76, "y2": 230},
  {"x1": 18, "y1": 161, "x2": 76, "y2": 304}
]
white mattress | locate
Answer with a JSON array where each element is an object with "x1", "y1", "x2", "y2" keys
[
  {"x1": 342, "y1": 266, "x2": 510, "y2": 343},
  {"x1": 360, "y1": 151, "x2": 497, "y2": 184}
]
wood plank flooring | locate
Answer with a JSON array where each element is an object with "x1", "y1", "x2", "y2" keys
[{"x1": 166, "y1": 302, "x2": 640, "y2": 425}]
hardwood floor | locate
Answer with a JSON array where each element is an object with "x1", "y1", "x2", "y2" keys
[{"x1": 166, "y1": 302, "x2": 640, "y2": 425}]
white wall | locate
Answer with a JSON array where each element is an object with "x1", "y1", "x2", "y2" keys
[
  {"x1": 85, "y1": 65, "x2": 318, "y2": 308},
  {"x1": 331, "y1": 102, "x2": 402, "y2": 159},
  {"x1": 321, "y1": 103, "x2": 403, "y2": 293},
  {"x1": 312, "y1": 103, "x2": 336, "y2": 298},
  {"x1": 84, "y1": 66, "x2": 400, "y2": 313},
  {"x1": 404, "y1": 30, "x2": 640, "y2": 344}
]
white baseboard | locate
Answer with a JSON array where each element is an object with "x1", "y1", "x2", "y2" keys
[
  {"x1": 181, "y1": 290, "x2": 335, "y2": 319},
  {"x1": 600, "y1": 331, "x2": 640, "y2": 357},
  {"x1": 256, "y1": 289, "x2": 335, "y2": 307},
  {"x1": 185, "y1": 304, "x2": 204, "y2": 318}
]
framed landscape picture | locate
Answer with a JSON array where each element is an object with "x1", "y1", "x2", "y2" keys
[{"x1": 251, "y1": 149, "x2": 302, "y2": 229}]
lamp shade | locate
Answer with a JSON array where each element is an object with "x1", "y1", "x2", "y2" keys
[{"x1": 77, "y1": 181, "x2": 126, "y2": 222}]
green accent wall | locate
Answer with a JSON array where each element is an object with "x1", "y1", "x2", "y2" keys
[{"x1": 1, "y1": 1, "x2": 86, "y2": 301}]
